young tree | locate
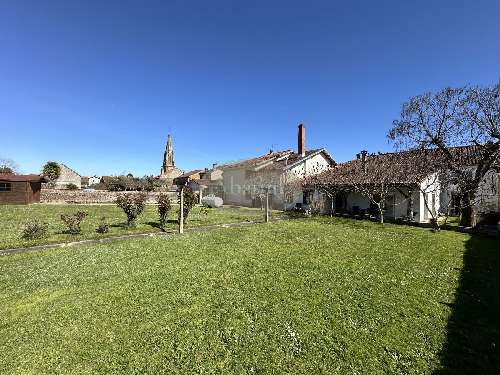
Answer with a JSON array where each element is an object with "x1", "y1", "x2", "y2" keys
[
  {"x1": 302, "y1": 165, "x2": 347, "y2": 216},
  {"x1": 389, "y1": 84, "x2": 500, "y2": 227},
  {"x1": 178, "y1": 187, "x2": 197, "y2": 224},
  {"x1": 243, "y1": 171, "x2": 281, "y2": 222}
]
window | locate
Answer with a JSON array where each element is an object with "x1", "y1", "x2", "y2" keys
[
  {"x1": 303, "y1": 190, "x2": 313, "y2": 205},
  {"x1": 0, "y1": 182, "x2": 12, "y2": 192}
]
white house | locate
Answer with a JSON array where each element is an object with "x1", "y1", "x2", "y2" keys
[
  {"x1": 88, "y1": 175, "x2": 101, "y2": 186},
  {"x1": 222, "y1": 124, "x2": 336, "y2": 209},
  {"x1": 310, "y1": 146, "x2": 499, "y2": 223}
]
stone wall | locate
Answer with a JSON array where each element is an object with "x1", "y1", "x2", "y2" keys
[{"x1": 41, "y1": 189, "x2": 177, "y2": 204}]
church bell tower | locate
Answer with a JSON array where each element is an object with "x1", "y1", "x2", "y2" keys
[{"x1": 160, "y1": 134, "x2": 182, "y2": 179}]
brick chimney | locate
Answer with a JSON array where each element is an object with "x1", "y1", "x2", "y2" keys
[
  {"x1": 360, "y1": 150, "x2": 368, "y2": 172},
  {"x1": 298, "y1": 124, "x2": 306, "y2": 157}
]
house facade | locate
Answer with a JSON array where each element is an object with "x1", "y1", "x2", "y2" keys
[
  {"x1": 222, "y1": 124, "x2": 335, "y2": 209},
  {"x1": 310, "y1": 146, "x2": 499, "y2": 223},
  {"x1": 198, "y1": 165, "x2": 224, "y2": 197}
]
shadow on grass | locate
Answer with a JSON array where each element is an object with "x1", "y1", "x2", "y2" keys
[
  {"x1": 436, "y1": 235, "x2": 500, "y2": 374},
  {"x1": 144, "y1": 221, "x2": 177, "y2": 232}
]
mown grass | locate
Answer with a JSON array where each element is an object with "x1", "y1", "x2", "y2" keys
[
  {"x1": 1, "y1": 217, "x2": 498, "y2": 374},
  {"x1": 0, "y1": 204, "x2": 281, "y2": 249}
]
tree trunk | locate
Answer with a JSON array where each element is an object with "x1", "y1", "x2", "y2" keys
[
  {"x1": 407, "y1": 189, "x2": 414, "y2": 221},
  {"x1": 330, "y1": 196, "x2": 334, "y2": 217},
  {"x1": 378, "y1": 204, "x2": 384, "y2": 224},
  {"x1": 459, "y1": 191, "x2": 477, "y2": 227}
]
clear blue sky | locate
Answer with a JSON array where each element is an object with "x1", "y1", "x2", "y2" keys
[{"x1": 1, "y1": 0, "x2": 499, "y2": 176}]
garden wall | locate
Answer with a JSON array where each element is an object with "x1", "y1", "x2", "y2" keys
[{"x1": 41, "y1": 189, "x2": 177, "y2": 204}]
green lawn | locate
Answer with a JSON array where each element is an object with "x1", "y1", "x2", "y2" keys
[
  {"x1": 0, "y1": 204, "x2": 280, "y2": 249},
  {"x1": 0, "y1": 218, "x2": 498, "y2": 374}
]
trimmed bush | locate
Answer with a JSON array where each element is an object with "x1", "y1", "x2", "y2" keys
[
  {"x1": 60, "y1": 211, "x2": 88, "y2": 234},
  {"x1": 96, "y1": 217, "x2": 109, "y2": 234},
  {"x1": 66, "y1": 183, "x2": 78, "y2": 190},
  {"x1": 116, "y1": 192, "x2": 147, "y2": 226},
  {"x1": 21, "y1": 219, "x2": 49, "y2": 240},
  {"x1": 157, "y1": 194, "x2": 172, "y2": 227}
]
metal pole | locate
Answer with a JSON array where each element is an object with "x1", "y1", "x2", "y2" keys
[
  {"x1": 265, "y1": 188, "x2": 269, "y2": 223},
  {"x1": 179, "y1": 185, "x2": 184, "y2": 234}
]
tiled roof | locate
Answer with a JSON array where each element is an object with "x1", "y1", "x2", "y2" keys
[
  {"x1": 0, "y1": 174, "x2": 46, "y2": 182},
  {"x1": 177, "y1": 170, "x2": 203, "y2": 179},
  {"x1": 222, "y1": 149, "x2": 335, "y2": 171},
  {"x1": 222, "y1": 150, "x2": 294, "y2": 169},
  {"x1": 316, "y1": 145, "x2": 498, "y2": 186}
]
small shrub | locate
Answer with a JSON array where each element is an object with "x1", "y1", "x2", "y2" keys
[
  {"x1": 199, "y1": 206, "x2": 209, "y2": 216},
  {"x1": 66, "y1": 183, "x2": 78, "y2": 190},
  {"x1": 116, "y1": 192, "x2": 147, "y2": 226},
  {"x1": 21, "y1": 219, "x2": 49, "y2": 240},
  {"x1": 178, "y1": 187, "x2": 198, "y2": 224},
  {"x1": 157, "y1": 193, "x2": 172, "y2": 227},
  {"x1": 60, "y1": 211, "x2": 88, "y2": 234},
  {"x1": 96, "y1": 217, "x2": 109, "y2": 234}
]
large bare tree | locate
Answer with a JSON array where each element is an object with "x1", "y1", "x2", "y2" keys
[
  {"x1": 0, "y1": 158, "x2": 18, "y2": 174},
  {"x1": 389, "y1": 84, "x2": 500, "y2": 227}
]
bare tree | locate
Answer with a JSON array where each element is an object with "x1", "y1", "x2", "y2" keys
[
  {"x1": 389, "y1": 84, "x2": 500, "y2": 227},
  {"x1": 302, "y1": 166, "x2": 348, "y2": 217},
  {"x1": 243, "y1": 171, "x2": 281, "y2": 222},
  {"x1": 0, "y1": 158, "x2": 18, "y2": 174}
]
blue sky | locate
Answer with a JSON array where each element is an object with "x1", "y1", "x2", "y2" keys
[{"x1": 1, "y1": 0, "x2": 499, "y2": 176}]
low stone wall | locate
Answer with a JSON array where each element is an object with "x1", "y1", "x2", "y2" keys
[{"x1": 40, "y1": 189, "x2": 177, "y2": 204}]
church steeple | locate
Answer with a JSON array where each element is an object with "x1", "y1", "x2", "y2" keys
[
  {"x1": 163, "y1": 134, "x2": 174, "y2": 168},
  {"x1": 160, "y1": 134, "x2": 181, "y2": 178}
]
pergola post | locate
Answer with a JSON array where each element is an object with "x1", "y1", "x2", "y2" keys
[
  {"x1": 265, "y1": 188, "x2": 270, "y2": 223},
  {"x1": 179, "y1": 185, "x2": 184, "y2": 234}
]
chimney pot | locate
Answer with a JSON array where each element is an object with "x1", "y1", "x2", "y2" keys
[
  {"x1": 360, "y1": 150, "x2": 368, "y2": 172},
  {"x1": 298, "y1": 124, "x2": 306, "y2": 157}
]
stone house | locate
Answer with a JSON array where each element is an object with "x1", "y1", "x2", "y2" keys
[
  {"x1": 198, "y1": 165, "x2": 224, "y2": 198},
  {"x1": 50, "y1": 163, "x2": 82, "y2": 190},
  {"x1": 222, "y1": 124, "x2": 335, "y2": 209}
]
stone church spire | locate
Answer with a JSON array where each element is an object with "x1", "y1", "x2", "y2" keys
[
  {"x1": 159, "y1": 134, "x2": 182, "y2": 180},
  {"x1": 163, "y1": 134, "x2": 174, "y2": 168}
]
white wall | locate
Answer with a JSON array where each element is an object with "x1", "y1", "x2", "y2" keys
[
  {"x1": 223, "y1": 152, "x2": 333, "y2": 209},
  {"x1": 439, "y1": 168, "x2": 499, "y2": 214}
]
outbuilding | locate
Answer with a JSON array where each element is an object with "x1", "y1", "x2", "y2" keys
[{"x1": 0, "y1": 174, "x2": 46, "y2": 205}]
